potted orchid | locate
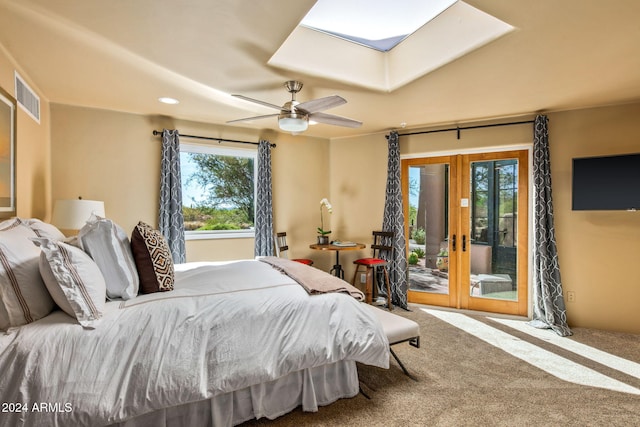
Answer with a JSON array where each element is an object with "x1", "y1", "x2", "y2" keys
[{"x1": 317, "y1": 198, "x2": 332, "y2": 245}]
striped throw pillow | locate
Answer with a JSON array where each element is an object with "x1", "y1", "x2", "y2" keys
[
  {"x1": 34, "y1": 238, "x2": 106, "y2": 329},
  {"x1": 0, "y1": 219, "x2": 55, "y2": 329}
]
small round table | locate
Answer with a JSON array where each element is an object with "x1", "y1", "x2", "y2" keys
[{"x1": 309, "y1": 242, "x2": 366, "y2": 279}]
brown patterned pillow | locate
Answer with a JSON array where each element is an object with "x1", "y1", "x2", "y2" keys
[{"x1": 130, "y1": 222, "x2": 174, "y2": 294}]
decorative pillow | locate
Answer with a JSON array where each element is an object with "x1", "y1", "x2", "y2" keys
[
  {"x1": 130, "y1": 221, "x2": 174, "y2": 294},
  {"x1": 0, "y1": 219, "x2": 55, "y2": 329},
  {"x1": 77, "y1": 215, "x2": 139, "y2": 300},
  {"x1": 33, "y1": 238, "x2": 106, "y2": 328}
]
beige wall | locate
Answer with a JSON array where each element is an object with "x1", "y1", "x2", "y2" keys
[
  {"x1": 11, "y1": 37, "x2": 639, "y2": 333},
  {"x1": 328, "y1": 133, "x2": 389, "y2": 281},
  {"x1": 331, "y1": 105, "x2": 640, "y2": 334},
  {"x1": 0, "y1": 44, "x2": 51, "y2": 220},
  {"x1": 50, "y1": 104, "x2": 329, "y2": 264},
  {"x1": 549, "y1": 103, "x2": 640, "y2": 334}
]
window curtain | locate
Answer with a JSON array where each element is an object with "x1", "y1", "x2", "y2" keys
[
  {"x1": 159, "y1": 129, "x2": 186, "y2": 264},
  {"x1": 381, "y1": 131, "x2": 408, "y2": 309},
  {"x1": 528, "y1": 115, "x2": 572, "y2": 337},
  {"x1": 254, "y1": 140, "x2": 274, "y2": 257}
]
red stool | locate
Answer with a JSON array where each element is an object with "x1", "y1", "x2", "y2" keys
[{"x1": 352, "y1": 231, "x2": 393, "y2": 310}]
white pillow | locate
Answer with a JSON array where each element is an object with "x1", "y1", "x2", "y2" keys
[
  {"x1": 34, "y1": 238, "x2": 106, "y2": 329},
  {"x1": 0, "y1": 219, "x2": 55, "y2": 329},
  {"x1": 77, "y1": 215, "x2": 139, "y2": 300},
  {"x1": 0, "y1": 298, "x2": 9, "y2": 330},
  {"x1": 23, "y1": 218, "x2": 66, "y2": 241}
]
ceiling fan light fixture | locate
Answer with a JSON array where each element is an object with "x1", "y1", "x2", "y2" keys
[{"x1": 278, "y1": 112, "x2": 309, "y2": 132}]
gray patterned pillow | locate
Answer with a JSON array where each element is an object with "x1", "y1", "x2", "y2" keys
[{"x1": 130, "y1": 221, "x2": 174, "y2": 294}]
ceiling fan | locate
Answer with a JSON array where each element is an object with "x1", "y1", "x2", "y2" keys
[{"x1": 227, "y1": 81, "x2": 362, "y2": 133}]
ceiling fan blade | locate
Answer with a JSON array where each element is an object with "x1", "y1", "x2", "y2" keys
[
  {"x1": 296, "y1": 95, "x2": 346, "y2": 114},
  {"x1": 310, "y1": 112, "x2": 362, "y2": 128},
  {"x1": 226, "y1": 113, "x2": 279, "y2": 124},
  {"x1": 232, "y1": 94, "x2": 286, "y2": 111}
]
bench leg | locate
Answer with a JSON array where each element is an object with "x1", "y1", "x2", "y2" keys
[
  {"x1": 390, "y1": 347, "x2": 418, "y2": 381},
  {"x1": 359, "y1": 384, "x2": 372, "y2": 399}
]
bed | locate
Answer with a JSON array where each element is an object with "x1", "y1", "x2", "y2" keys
[{"x1": 0, "y1": 218, "x2": 389, "y2": 427}]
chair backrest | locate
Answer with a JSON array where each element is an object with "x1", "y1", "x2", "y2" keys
[
  {"x1": 371, "y1": 231, "x2": 394, "y2": 259},
  {"x1": 470, "y1": 243, "x2": 492, "y2": 274},
  {"x1": 274, "y1": 232, "x2": 289, "y2": 258}
]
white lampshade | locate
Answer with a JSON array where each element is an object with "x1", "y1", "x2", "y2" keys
[{"x1": 52, "y1": 199, "x2": 105, "y2": 231}]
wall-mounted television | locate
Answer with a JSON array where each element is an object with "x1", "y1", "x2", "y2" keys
[{"x1": 572, "y1": 153, "x2": 640, "y2": 211}]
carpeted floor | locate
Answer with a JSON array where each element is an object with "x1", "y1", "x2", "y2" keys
[{"x1": 242, "y1": 304, "x2": 640, "y2": 426}]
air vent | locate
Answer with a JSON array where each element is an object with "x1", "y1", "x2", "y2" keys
[{"x1": 14, "y1": 72, "x2": 40, "y2": 124}]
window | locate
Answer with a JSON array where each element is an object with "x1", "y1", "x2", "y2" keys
[
  {"x1": 470, "y1": 160, "x2": 518, "y2": 247},
  {"x1": 180, "y1": 143, "x2": 257, "y2": 240}
]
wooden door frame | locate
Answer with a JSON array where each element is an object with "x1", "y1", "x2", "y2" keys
[
  {"x1": 403, "y1": 155, "x2": 460, "y2": 308},
  {"x1": 459, "y1": 150, "x2": 529, "y2": 316},
  {"x1": 403, "y1": 150, "x2": 529, "y2": 317}
]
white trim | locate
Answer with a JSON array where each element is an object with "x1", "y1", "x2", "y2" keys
[
  {"x1": 180, "y1": 142, "x2": 257, "y2": 158},
  {"x1": 185, "y1": 229, "x2": 255, "y2": 240},
  {"x1": 400, "y1": 143, "x2": 532, "y2": 160}
]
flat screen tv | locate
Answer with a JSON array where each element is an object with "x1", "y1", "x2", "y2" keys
[{"x1": 572, "y1": 153, "x2": 640, "y2": 211}]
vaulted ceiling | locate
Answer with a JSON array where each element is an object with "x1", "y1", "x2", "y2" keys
[{"x1": 1, "y1": 0, "x2": 639, "y2": 139}]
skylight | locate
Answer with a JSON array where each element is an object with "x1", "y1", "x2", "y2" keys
[
  {"x1": 300, "y1": 0, "x2": 457, "y2": 52},
  {"x1": 270, "y1": 1, "x2": 514, "y2": 92}
]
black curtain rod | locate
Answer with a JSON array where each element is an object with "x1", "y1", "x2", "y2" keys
[
  {"x1": 391, "y1": 119, "x2": 535, "y2": 140},
  {"x1": 152, "y1": 130, "x2": 275, "y2": 148}
]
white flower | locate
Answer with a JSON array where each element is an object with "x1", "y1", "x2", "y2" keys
[
  {"x1": 318, "y1": 198, "x2": 333, "y2": 235},
  {"x1": 320, "y1": 198, "x2": 333, "y2": 213}
]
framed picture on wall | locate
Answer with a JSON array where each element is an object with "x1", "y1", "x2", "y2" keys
[{"x1": 0, "y1": 85, "x2": 16, "y2": 219}]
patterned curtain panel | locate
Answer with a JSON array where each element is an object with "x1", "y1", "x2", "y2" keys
[
  {"x1": 381, "y1": 131, "x2": 408, "y2": 309},
  {"x1": 158, "y1": 129, "x2": 186, "y2": 264},
  {"x1": 528, "y1": 115, "x2": 572, "y2": 337},
  {"x1": 254, "y1": 140, "x2": 274, "y2": 257}
]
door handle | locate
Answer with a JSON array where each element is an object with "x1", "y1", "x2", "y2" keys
[
  {"x1": 462, "y1": 235, "x2": 467, "y2": 252},
  {"x1": 452, "y1": 234, "x2": 456, "y2": 252}
]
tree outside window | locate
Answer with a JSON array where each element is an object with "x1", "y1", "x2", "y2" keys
[{"x1": 180, "y1": 143, "x2": 257, "y2": 239}]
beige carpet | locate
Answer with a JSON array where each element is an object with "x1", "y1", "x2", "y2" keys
[{"x1": 242, "y1": 304, "x2": 640, "y2": 426}]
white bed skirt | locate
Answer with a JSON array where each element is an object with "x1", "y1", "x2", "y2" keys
[{"x1": 108, "y1": 360, "x2": 359, "y2": 427}]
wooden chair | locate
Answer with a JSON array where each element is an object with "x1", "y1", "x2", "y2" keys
[
  {"x1": 351, "y1": 231, "x2": 393, "y2": 310},
  {"x1": 274, "y1": 232, "x2": 314, "y2": 266}
]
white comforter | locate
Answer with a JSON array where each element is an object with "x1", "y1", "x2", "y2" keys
[{"x1": 0, "y1": 260, "x2": 389, "y2": 427}]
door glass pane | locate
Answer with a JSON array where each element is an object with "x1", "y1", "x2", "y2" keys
[
  {"x1": 469, "y1": 160, "x2": 517, "y2": 300},
  {"x1": 408, "y1": 164, "x2": 449, "y2": 295}
]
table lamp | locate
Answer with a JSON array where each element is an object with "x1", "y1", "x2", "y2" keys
[{"x1": 52, "y1": 198, "x2": 105, "y2": 235}]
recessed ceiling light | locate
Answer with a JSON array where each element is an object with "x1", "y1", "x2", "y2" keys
[{"x1": 158, "y1": 97, "x2": 179, "y2": 105}]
